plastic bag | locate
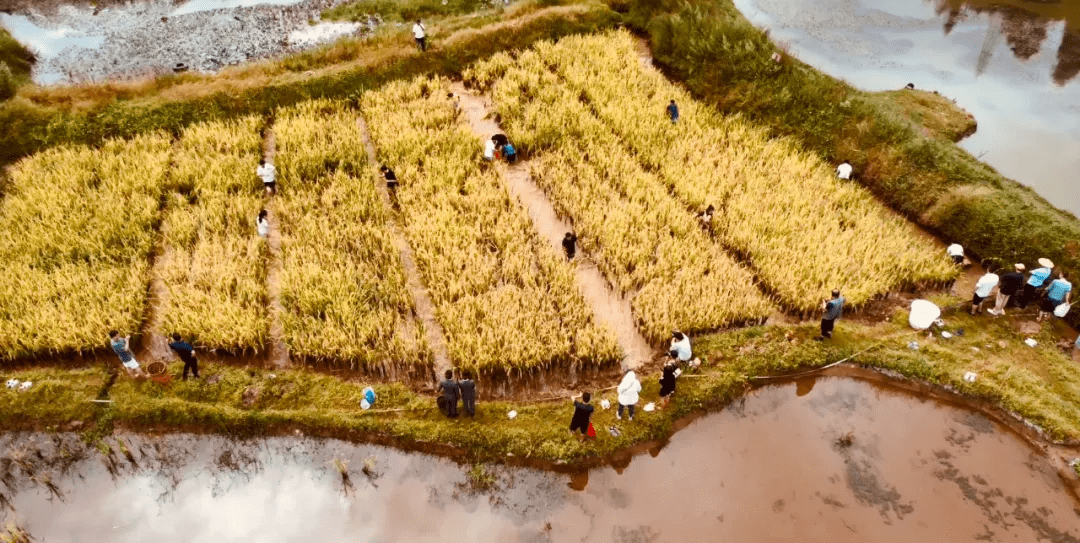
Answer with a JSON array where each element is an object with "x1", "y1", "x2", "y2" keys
[
  {"x1": 587, "y1": 423, "x2": 596, "y2": 439},
  {"x1": 600, "y1": 399, "x2": 611, "y2": 410},
  {"x1": 507, "y1": 410, "x2": 517, "y2": 419},
  {"x1": 963, "y1": 372, "x2": 977, "y2": 383},
  {"x1": 5, "y1": 379, "x2": 17, "y2": 389},
  {"x1": 1054, "y1": 303, "x2": 1071, "y2": 318},
  {"x1": 643, "y1": 403, "x2": 656, "y2": 412}
]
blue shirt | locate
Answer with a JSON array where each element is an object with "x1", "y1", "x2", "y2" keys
[
  {"x1": 1045, "y1": 279, "x2": 1072, "y2": 302},
  {"x1": 667, "y1": 103, "x2": 679, "y2": 120},
  {"x1": 1027, "y1": 267, "x2": 1052, "y2": 287},
  {"x1": 825, "y1": 297, "x2": 845, "y2": 320},
  {"x1": 111, "y1": 339, "x2": 132, "y2": 362},
  {"x1": 169, "y1": 341, "x2": 195, "y2": 361}
]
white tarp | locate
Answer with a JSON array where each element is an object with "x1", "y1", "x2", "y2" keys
[{"x1": 909, "y1": 299, "x2": 941, "y2": 330}]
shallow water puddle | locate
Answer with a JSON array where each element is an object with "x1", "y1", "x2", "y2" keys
[
  {"x1": 2, "y1": 378, "x2": 1078, "y2": 541},
  {"x1": 733, "y1": 0, "x2": 1080, "y2": 216}
]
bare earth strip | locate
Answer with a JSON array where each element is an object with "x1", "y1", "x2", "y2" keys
[
  {"x1": 449, "y1": 82, "x2": 657, "y2": 370},
  {"x1": 262, "y1": 129, "x2": 291, "y2": 368},
  {"x1": 356, "y1": 115, "x2": 453, "y2": 380}
]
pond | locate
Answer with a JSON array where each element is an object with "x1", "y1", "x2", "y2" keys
[
  {"x1": 733, "y1": 0, "x2": 1080, "y2": 217},
  {"x1": 2, "y1": 377, "x2": 1078, "y2": 541}
]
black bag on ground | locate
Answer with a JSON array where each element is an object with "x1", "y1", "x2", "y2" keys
[{"x1": 436, "y1": 395, "x2": 447, "y2": 415}]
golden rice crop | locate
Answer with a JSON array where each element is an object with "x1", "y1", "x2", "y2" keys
[
  {"x1": 0, "y1": 134, "x2": 172, "y2": 359},
  {"x1": 467, "y1": 31, "x2": 956, "y2": 313},
  {"x1": 466, "y1": 52, "x2": 775, "y2": 343},
  {"x1": 360, "y1": 77, "x2": 622, "y2": 371},
  {"x1": 273, "y1": 99, "x2": 430, "y2": 369},
  {"x1": 159, "y1": 116, "x2": 269, "y2": 351}
]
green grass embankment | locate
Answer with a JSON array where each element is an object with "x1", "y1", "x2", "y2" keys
[
  {"x1": 0, "y1": 28, "x2": 34, "y2": 101},
  {"x1": 627, "y1": 0, "x2": 1080, "y2": 330},
  {"x1": 0, "y1": 1, "x2": 620, "y2": 166},
  {"x1": 4, "y1": 297, "x2": 1078, "y2": 463}
]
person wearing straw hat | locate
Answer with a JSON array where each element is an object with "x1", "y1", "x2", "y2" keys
[
  {"x1": 1019, "y1": 258, "x2": 1054, "y2": 309},
  {"x1": 990, "y1": 263, "x2": 1025, "y2": 316},
  {"x1": 970, "y1": 262, "x2": 999, "y2": 316},
  {"x1": 1038, "y1": 271, "x2": 1072, "y2": 322}
]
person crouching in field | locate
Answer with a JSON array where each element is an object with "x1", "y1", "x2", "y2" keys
[
  {"x1": 569, "y1": 392, "x2": 594, "y2": 442},
  {"x1": 990, "y1": 263, "x2": 1025, "y2": 316},
  {"x1": 971, "y1": 263, "x2": 999, "y2": 316},
  {"x1": 946, "y1": 243, "x2": 964, "y2": 266},
  {"x1": 696, "y1": 205, "x2": 715, "y2": 231},
  {"x1": 1019, "y1": 259, "x2": 1054, "y2": 309},
  {"x1": 109, "y1": 330, "x2": 146, "y2": 378},
  {"x1": 1038, "y1": 272, "x2": 1072, "y2": 323},
  {"x1": 836, "y1": 159, "x2": 853, "y2": 180},
  {"x1": 817, "y1": 290, "x2": 845, "y2": 340},
  {"x1": 670, "y1": 331, "x2": 692, "y2": 362},
  {"x1": 437, "y1": 370, "x2": 460, "y2": 418}
]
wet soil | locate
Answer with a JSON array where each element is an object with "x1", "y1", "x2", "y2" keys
[
  {"x1": 3, "y1": 377, "x2": 1080, "y2": 542},
  {"x1": 355, "y1": 114, "x2": 454, "y2": 383},
  {"x1": 262, "y1": 129, "x2": 290, "y2": 369},
  {"x1": 448, "y1": 81, "x2": 658, "y2": 371}
]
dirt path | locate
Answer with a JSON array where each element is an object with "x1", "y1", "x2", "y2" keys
[
  {"x1": 138, "y1": 241, "x2": 174, "y2": 363},
  {"x1": 449, "y1": 82, "x2": 657, "y2": 370},
  {"x1": 262, "y1": 129, "x2": 291, "y2": 369},
  {"x1": 356, "y1": 115, "x2": 454, "y2": 381}
]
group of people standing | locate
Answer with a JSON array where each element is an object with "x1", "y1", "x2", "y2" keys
[{"x1": 963, "y1": 248, "x2": 1073, "y2": 322}]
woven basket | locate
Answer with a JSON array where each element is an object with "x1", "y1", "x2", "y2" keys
[{"x1": 146, "y1": 360, "x2": 167, "y2": 376}]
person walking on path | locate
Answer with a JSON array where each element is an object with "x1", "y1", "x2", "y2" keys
[
  {"x1": 562, "y1": 232, "x2": 578, "y2": 261},
  {"x1": 616, "y1": 370, "x2": 641, "y2": 422},
  {"x1": 256, "y1": 209, "x2": 269, "y2": 238},
  {"x1": 109, "y1": 330, "x2": 145, "y2": 378},
  {"x1": 947, "y1": 243, "x2": 964, "y2": 265},
  {"x1": 836, "y1": 159, "x2": 853, "y2": 180},
  {"x1": 1019, "y1": 259, "x2": 1054, "y2": 309},
  {"x1": 168, "y1": 333, "x2": 200, "y2": 380},
  {"x1": 658, "y1": 357, "x2": 679, "y2": 408},
  {"x1": 459, "y1": 371, "x2": 477, "y2": 418},
  {"x1": 971, "y1": 264, "x2": 1000, "y2": 315},
  {"x1": 380, "y1": 165, "x2": 399, "y2": 207},
  {"x1": 568, "y1": 392, "x2": 594, "y2": 443},
  {"x1": 666, "y1": 100, "x2": 679, "y2": 124},
  {"x1": 670, "y1": 331, "x2": 691, "y2": 362},
  {"x1": 257, "y1": 159, "x2": 276, "y2": 196},
  {"x1": 817, "y1": 290, "x2": 845, "y2": 340},
  {"x1": 412, "y1": 20, "x2": 427, "y2": 51},
  {"x1": 437, "y1": 369, "x2": 460, "y2": 418},
  {"x1": 990, "y1": 263, "x2": 1025, "y2": 316},
  {"x1": 1038, "y1": 272, "x2": 1072, "y2": 322}
]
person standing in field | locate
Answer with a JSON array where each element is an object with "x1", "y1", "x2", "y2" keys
[
  {"x1": 413, "y1": 19, "x2": 427, "y2": 51},
  {"x1": 836, "y1": 159, "x2": 853, "y2": 180},
  {"x1": 989, "y1": 263, "x2": 1025, "y2": 316},
  {"x1": 568, "y1": 392, "x2": 594, "y2": 443},
  {"x1": 257, "y1": 159, "x2": 276, "y2": 195},
  {"x1": 1019, "y1": 258, "x2": 1054, "y2": 309},
  {"x1": 484, "y1": 137, "x2": 497, "y2": 161},
  {"x1": 817, "y1": 289, "x2": 845, "y2": 340},
  {"x1": 459, "y1": 371, "x2": 477, "y2": 418},
  {"x1": 437, "y1": 369, "x2": 459, "y2": 418},
  {"x1": 946, "y1": 243, "x2": 964, "y2": 265},
  {"x1": 562, "y1": 232, "x2": 577, "y2": 261},
  {"x1": 168, "y1": 333, "x2": 200, "y2": 380},
  {"x1": 666, "y1": 100, "x2": 679, "y2": 124},
  {"x1": 971, "y1": 263, "x2": 999, "y2": 315},
  {"x1": 616, "y1": 370, "x2": 641, "y2": 422},
  {"x1": 670, "y1": 331, "x2": 692, "y2": 362},
  {"x1": 380, "y1": 165, "x2": 398, "y2": 208},
  {"x1": 1038, "y1": 272, "x2": 1072, "y2": 322},
  {"x1": 256, "y1": 209, "x2": 269, "y2": 238},
  {"x1": 108, "y1": 330, "x2": 145, "y2": 378},
  {"x1": 658, "y1": 357, "x2": 679, "y2": 408}
]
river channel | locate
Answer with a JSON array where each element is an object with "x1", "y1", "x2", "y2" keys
[{"x1": 1, "y1": 377, "x2": 1077, "y2": 542}]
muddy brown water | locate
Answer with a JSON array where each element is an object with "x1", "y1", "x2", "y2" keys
[
  {"x1": 734, "y1": 0, "x2": 1080, "y2": 217},
  {"x1": 3, "y1": 377, "x2": 1079, "y2": 541}
]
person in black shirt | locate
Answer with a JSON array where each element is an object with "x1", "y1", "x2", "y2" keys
[
  {"x1": 658, "y1": 357, "x2": 678, "y2": 407},
  {"x1": 562, "y1": 232, "x2": 578, "y2": 261},
  {"x1": 380, "y1": 165, "x2": 399, "y2": 206},
  {"x1": 990, "y1": 263, "x2": 1025, "y2": 316},
  {"x1": 168, "y1": 333, "x2": 199, "y2": 380},
  {"x1": 459, "y1": 371, "x2": 477, "y2": 417},
  {"x1": 569, "y1": 391, "x2": 594, "y2": 442},
  {"x1": 437, "y1": 370, "x2": 460, "y2": 418}
]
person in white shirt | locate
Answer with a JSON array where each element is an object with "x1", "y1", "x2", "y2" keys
[
  {"x1": 836, "y1": 159, "x2": 853, "y2": 180},
  {"x1": 616, "y1": 370, "x2": 641, "y2": 422},
  {"x1": 947, "y1": 243, "x2": 964, "y2": 265},
  {"x1": 971, "y1": 264, "x2": 1000, "y2": 315},
  {"x1": 257, "y1": 159, "x2": 276, "y2": 195},
  {"x1": 413, "y1": 20, "x2": 427, "y2": 51},
  {"x1": 257, "y1": 209, "x2": 269, "y2": 238},
  {"x1": 670, "y1": 331, "x2": 691, "y2": 361},
  {"x1": 484, "y1": 137, "x2": 496, "y2": 160}
]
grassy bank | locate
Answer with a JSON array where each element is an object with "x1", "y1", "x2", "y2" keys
[
  {"x1": 4, "y1": 295, "x2": 1078, "y2": 463},
  {"x1": 0, "y1": 27, "x2": 34, "y2": 101},
  {"x1": 0, "y1": 2, "x2": 620, "y2": 165},
  {"x1": 627, "y1": 0, "x2": 1080, "y2": 327}
]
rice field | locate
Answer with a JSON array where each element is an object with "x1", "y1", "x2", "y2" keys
[
  {"x1": 158, "y1": 116, "x2": 269, "y2": 352},
  {"x1": 360, "y1": 77, "x2": 622, "y2": 372},
  {"x1": 465, "y1": 30, "x2": 956, "y2": 314},
  {"x1": 273, "y1": 99, "x2": 431, "y2": 370}
]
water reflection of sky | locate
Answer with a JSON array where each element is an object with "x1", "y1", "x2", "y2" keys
[
  {"x1": 0, "y1": 13, "x2": 105, "y2": 83},
  {"x1": 733, "y1": 0, "x2": 1080, "y2": 216}
]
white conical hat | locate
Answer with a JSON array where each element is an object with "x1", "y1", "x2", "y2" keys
[{"x1": 909, "y1": 300, "x2": 941, "y2": 330}]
